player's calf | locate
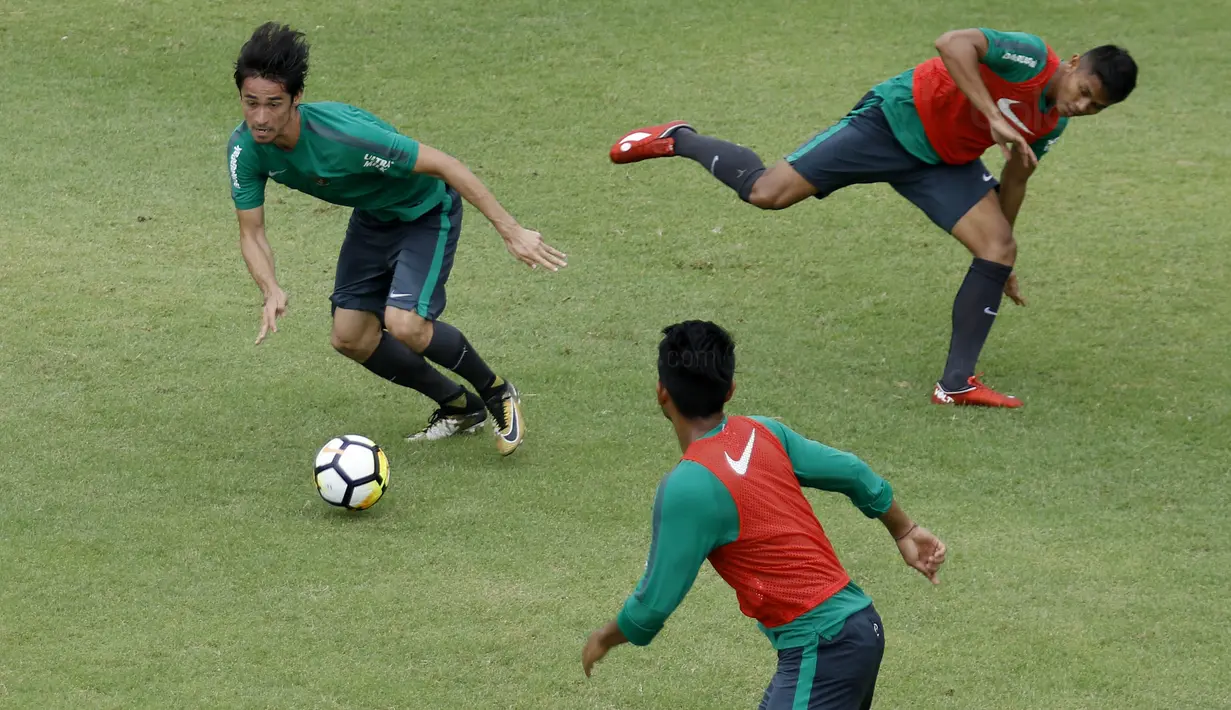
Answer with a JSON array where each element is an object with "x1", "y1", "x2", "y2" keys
[
  {"x1": 414, "y1": 317, "x2": 523, "y2": 455},
  {"x1": 331, "y1": 306, "x2": 473, "y2": 409},
  {"x1": 669, "y1": 127, "x2": 769, "y2": 202},
  {"x1": 611, "y1": 122, "x2": 801, "y2": 207}
]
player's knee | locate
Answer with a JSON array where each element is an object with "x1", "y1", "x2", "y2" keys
[
  {"x1": 385, "y1": 309, "x2": 432, "y2": 353},
  {"x1": 746, "y1": 180, "x2": 791, "y2": 210},
  {"x1": 981, "y1": 230, "x2": 1017, "y2": 265},
  {"x1": 330, "y1": 328, "x2": 377, "y2": 361}
]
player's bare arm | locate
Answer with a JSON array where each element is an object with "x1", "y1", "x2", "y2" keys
[
  {"x1": 996, "y1": 147, "x2": 1035, "y2": 306},
  {"x1": 997, "y1": 145, "x2": 1035, "y2": 228},
  {"x1": 236, "y1": 206, "x2": 288, "y2": 344},
  {"x1": 411, "y1": 144, "x2": 568, "y2": 272},
  {"x1": 935, "y1": 29, "x2": 1037, "y2": 168},
  {"x1": 879, "y1": 500, "x2": 947, "y2": 584}
]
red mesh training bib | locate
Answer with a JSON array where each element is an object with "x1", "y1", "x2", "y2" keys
[
  {"x1": 683, "y1": 416, "x2": 851, "y2": 628},
  {"x1": 912, "y1": 50, "x2": 1061, "y2": 165}
]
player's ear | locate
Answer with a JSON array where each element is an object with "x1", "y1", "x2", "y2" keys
[
  {"x1": 656, "y1": 381, "x2": 669, "y2": 406},
  {"x1": 725, "y1": 380, "x2": 736, "y2": 403}
]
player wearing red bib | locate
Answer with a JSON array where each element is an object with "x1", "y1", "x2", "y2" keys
[
  {"x1": 582, "y1": 321, "x2": 947, "y2": 709},
  {"x1": 609, "y1": 29, "x2": 1137, "y2": 408}
]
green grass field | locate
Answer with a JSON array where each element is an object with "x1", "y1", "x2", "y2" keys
[{"x1": 3, "y1": 0, "x2": 1229, "y2": 707}]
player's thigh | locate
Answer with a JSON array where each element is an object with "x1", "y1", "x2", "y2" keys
[
  {"x1": 949, "y1": 190, "x2": 1015, "y2": 264},
  {"x1": 387, "y1": 187, "x2": 463, "y2": 321},
  {"x1": 784, "y1": 93, "x2": 917, "y2": 200},
  {"x1": 760, "y1": 606, "x2": 885, "y2": 710},
  {"x1": 889, "y1": 158, "x2": 1003, "y2": 238},
  {"x1": 331, "y1": 209, "x2": 398, "y2": 315}
]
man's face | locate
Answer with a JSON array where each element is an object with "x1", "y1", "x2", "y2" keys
[
  {"x1": 1054, "y1": 58, "x2": 1113, "y2": 117},
  {"x1": 240, "y1": 76, "x2": 299, "y2": 143}
]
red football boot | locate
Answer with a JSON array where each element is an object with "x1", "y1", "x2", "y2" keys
[
  {"x1": 931, "y1": 374, "x2": 1023, "y2": 408},
  {"x1": 609, "y1": 121, "x2": 693, "y2": 164}
]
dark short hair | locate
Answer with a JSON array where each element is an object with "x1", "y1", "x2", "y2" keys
[
  {"x1": 234, "y1": 22, "x2": 310, "y2": 97},
  {"x1": 657, "y1": 321, "x2": 736, "y2": 418},
  {"x1": 1082, "y1": 45, "x2": 1136, "y2": 104}
]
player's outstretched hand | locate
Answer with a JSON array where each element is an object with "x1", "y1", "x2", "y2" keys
[
  {"x1": 256, "y1": 287, "x2": 288, "y2": 345},
  {"x1": 896, "y1": 525, "x2": 947, "y2": 585},
  {"x1": 1004, "y1": 273, "x2": 1026, "y2": 306},
  {"x1": 581, "y1": 620, "x2": 628, "y2": 678},
  {"x1": 989, "y1": 117, "x2": 1037, "y2": 170},
  {"x1": 581, "y1": 629, "x2": 610, "y2": 678},
  {"x1": 503, "y1": 226, "x2": 568, "y2": 272}
]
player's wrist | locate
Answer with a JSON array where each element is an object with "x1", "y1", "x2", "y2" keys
[
  {"x1": 978, "y1": 103, "x2": 1004, "y2": 122},
  {"x1": 493, "y1": 219, "x2": 520, "y2": 239},
  {"x1": 877, "y1": 500, "x2": 914, "y2": 539},
  {"x1": 893, "y1": 522, "x2": 918, "y2": 541}
]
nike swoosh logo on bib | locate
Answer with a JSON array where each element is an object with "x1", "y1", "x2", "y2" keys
[
  {"x1": 724, "y1": 429, "x2": 756, "y2": 476},
  {"x1": 997, "y1": 98, "x2": 1034, "y2": 135}
]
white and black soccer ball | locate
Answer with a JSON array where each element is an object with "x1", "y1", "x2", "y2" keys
[{"x1": 313, "y1": 435, "x2": 390, "y2": 510}]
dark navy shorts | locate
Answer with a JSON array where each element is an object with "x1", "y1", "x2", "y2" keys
[
  {"x1": 786, "y1": 93, "x2": 998, "y2": 233},
  {"x1": 758, "y1": 605, "x2": 885, "y2": 710},
  {"x1": 330, "y1": 187, "x2": 462, "y2": 320}
]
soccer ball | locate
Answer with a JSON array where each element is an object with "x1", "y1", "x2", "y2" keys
[{"x1": 313, "y1": 435, "x2": 390, "y2": 510}]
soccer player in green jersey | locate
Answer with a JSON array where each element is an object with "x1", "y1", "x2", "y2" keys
[
  {"x1": 229, "y1": 23, "x2": 567, "y2": 454},
  {"x1": 582, "y1": 321, "x2": 947, "y2": 709},
  {"x1": 610, "y1": 29, "x2": 1137, "y2": 408}
]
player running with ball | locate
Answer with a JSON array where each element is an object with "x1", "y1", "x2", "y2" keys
[
  {"x1": 228, "y1": 23, "x2": 567, "y2": 454},
  {"x1": 609, "y1": 29, "x2": 1137, "y2": 407},
  {"x1": 582, "y1": 320, "x2": 946, "y2": 709}
]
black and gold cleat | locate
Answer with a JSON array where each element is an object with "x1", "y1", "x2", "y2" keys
[{"x1": 483, "y1": 381, "x2": 524, "y2": 456}]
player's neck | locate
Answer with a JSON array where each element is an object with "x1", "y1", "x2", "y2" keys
[
  {"x1": 274, "y1": 107, "x2": 303, "y2": 150},
  {"x1": 1043, "y1": 66, "x2": 1066, "y2": 105},
  {"x1": 672, "y1": 413, "x2": 726, "y2": 452}
]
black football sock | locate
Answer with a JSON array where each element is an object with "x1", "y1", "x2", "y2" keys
[
  {"x1": 421, "y1": 321, "x2": 501, "y2": 397},
  {"x1": 940, "y1": 258, "x2": 1013, "y2": 392},
  {"x1": 361, "y1": 331, "x2": 468, "y2": 406},
  {"x1": 479, "y1": 375, "x2": 507, "y2": 402},
  {"x1": 672, "y1": 128, "x2": 767, "y2": 202}
]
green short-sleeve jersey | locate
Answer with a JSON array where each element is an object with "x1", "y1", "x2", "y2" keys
[
  {"x1": 872, "y1": 28, "x2": 1067, "y2": 164},
  {"x1": 227, "y1": 102, "x2": 446, "y2": 222}
]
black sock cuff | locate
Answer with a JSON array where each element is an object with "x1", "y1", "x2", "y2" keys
[
  {"x1": 423, "y1": 321, "x2": 463, "y2": 367},
  {"x1": 366, "y1": 331, "x2": 404, "y2": 369},
  {"x1": 970, "y1": 258, "x2": 1013, "y2": 285},
  {"x1": 736, "y1": 167, "x2": 767, "y2": 202}
]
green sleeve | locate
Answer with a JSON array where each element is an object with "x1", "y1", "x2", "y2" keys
[
  {"x1": 978, "y1": 28, "x2": 1049, "y2": 83},
  {"x1": 617, "y1": 461, "x2": 739, "y2": 646},
  {"x1": 367, "y1": 130, "x2": 421, "y2": 179},
  {"x1": 227, "y1": 127, "x2": 266, "y2": 210},
  {"x1": 304, "y1": 105, "x2": 421, "y2": 178},
  {"x1": 339, "y1": 110, "x2": 420, "y2": 178},
  {"x1": 1028, "y1": 117, "x2": 1068, "y2": 161},
  {"x1": 750, "y1": 417, "x2": 893, "y2": 519}
]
